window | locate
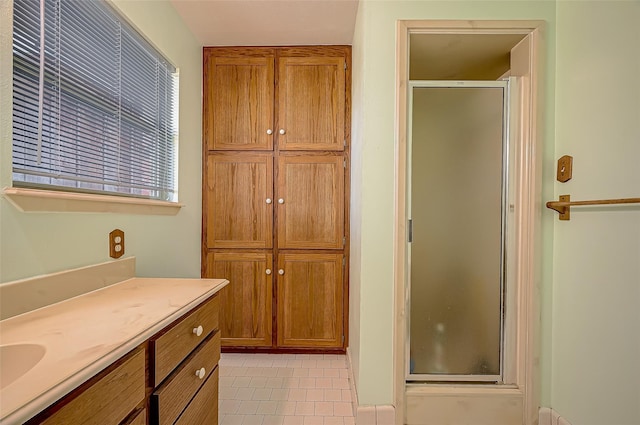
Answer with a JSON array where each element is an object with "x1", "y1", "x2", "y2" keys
[{"x1": 12, "y1": 0, "x2": 178, "y2": 202}]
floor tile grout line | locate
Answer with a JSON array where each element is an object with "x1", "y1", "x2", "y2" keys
[{"x1": 219, "y1": 353, "x2": 356, "y2": 423}]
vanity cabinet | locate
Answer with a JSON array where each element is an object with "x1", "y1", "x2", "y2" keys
[
  {"x1": 25, "y1": 294, "x2": 221, "y2": 425},
  {"x1": 150, "y1": 295, "x2": 220, "y2": 425},
  {"x1": 123, "y1": 409, "x2": 147, "y2": 425},
  {"x1": 36, "y1": 348, "x2": 145, "y2": 425},
  {"x1": 202, "y1": 46, "x2": 350, "y2": 352}
]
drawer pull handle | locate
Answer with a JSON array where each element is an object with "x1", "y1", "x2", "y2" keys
[
  {"x1": 195, "y1": 367, "x2": 206, "y2": 379},
  {"x1": 192, "y1": 325, "x2": 204, "y2": 337}
]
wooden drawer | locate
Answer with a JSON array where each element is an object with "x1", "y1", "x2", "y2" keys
[
  {"x1": 151, "y1": 332, "x2": 221, "y2": 425},
  {"x1": 40, "y1": 348, "x2": 145, "y2": 425},
  {"x1": 122, "y1": 408, "x2": 146, "y2": 425},
  {"x1": 174, "y1": 367, "x2": 219, "y2": 425},
  {"x1": 151, "y1": 295, "x2": 219, "y2": 385}
]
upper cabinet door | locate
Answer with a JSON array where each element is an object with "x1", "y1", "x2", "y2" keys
[
  {"x1": 206, "y1": 153, "x2": 273, "y2": 248},
  {"x1": 277, "y1": 154, "x2": 344, "y2": 249},
  {"x1": 277, "y1": 56, "x2": 345, "y2": 151},
  {"x1": 204, "y1": 54, "x2": 275, "y2": 151}
]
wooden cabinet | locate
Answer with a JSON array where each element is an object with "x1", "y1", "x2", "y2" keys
[
  {"x1": 123, "y1": 409, "x2": 146, "y2": 425},
  {"x1": 150, "y1": 295, "x2": 219, "y2": 385},
  {"x1": 174, "y1": 369, "x2": 219, "y2": 425},
  {"x1": 277, "y1": 253, "x2": 344, "y2": 348},
  {"x1": 203, "y1": 46, "x2": 350, "y2": 352},
  {"x1": 277, "y1": 154, "x2": 344, "y2": 249},
  {"x1": 150, "y1": 295, "x2": 221, "y2": 425},
  {"x1": 152, "y1": 333, "x2": 220, "y2": 425},
  {"x1": 278, "y1": 56, "x2": 345, "y2": 151},
  {"x1": 27, "y1": 294, "x2": 222, "y2": 425},
  {"x1": 204, "y1": 51, "x2": 275, "y2": 151},
  {"x1": 207, "y1": 252, "x2": 273, "y2": 347},
  {"x1": 37, "y1": 349, "x2": 145, "y2": 425},
  {"x1": 206, "y1": 153, "x2": 273, "y2": 249}
]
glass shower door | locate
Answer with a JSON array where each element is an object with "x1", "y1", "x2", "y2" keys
[{"x1": 407, "y1": 81, "x2": 509, "y2": 382}]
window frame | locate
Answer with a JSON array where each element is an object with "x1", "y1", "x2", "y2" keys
[{"x1": 10, "y1": 0, "x2": 181, "y2": 211}]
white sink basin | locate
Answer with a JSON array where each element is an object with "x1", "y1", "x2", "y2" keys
[{"x1": 0, "y1": 343, "x2": 46, "y2": 389}]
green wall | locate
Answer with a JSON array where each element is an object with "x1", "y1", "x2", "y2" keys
[
  {"x1": 350, "y1": 0, "x2": 557, "y2": 406},
  {"x1": 4, "y1": 1, "x2": 638, "y2": 421},
  {"x1": 0, "y1": 0, "x2": 203, "y2": 282},
  {"x1": 552, "y1": 2, "x2": 640, "y2": 424}
]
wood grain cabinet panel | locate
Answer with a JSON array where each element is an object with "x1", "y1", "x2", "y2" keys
[
  {"x1": 206, "y1": 153, "x2": 273, "y2": 249},
  {"x1": 39, "y1": 348, "x2": 145, "y2": 425},
  {"x1": 204, "y1": 54, "x2": 275, "y2": 151},
  {"x1": 277, "y1": 154, "x2": 344, "y2": 249},
  {"x1": 202, "y1": 46, "x2": 350, "y2": 352},
  {"x1": 175, "y1": 368, "x2": 219, "y2": 425},
  {"x1": 122, "y1": 409, "x2": 146, "y2": 425},
  {"x1": 152, "y1": 332, "x2": 221, "y2": 425},
  {"x1": 278, "y1": 56, "x2": 345, "y2": 151},
  {"x1": 207, "y1": 252, "x2": 273, "y2": 347},
  {"x1": 151, "y1": 296, "x2": 219, "y2": 386},
  {"x1": 277, "y1": 253, "x2": 344, "y2": 348}
]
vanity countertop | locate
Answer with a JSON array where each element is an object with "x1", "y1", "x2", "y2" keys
[{"x1": 0, "y1": 277, "x2": 228, "y2": 425}]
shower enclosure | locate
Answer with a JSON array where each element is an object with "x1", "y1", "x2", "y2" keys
[{"x1": 407, "y1": 80, "x2": 514, "y2": 382}]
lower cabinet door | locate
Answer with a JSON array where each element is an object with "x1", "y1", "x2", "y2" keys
[
  {"x1": 207, "y1": 252, "x2": 273, "y2": 347},
  {"x1": 277, "y1": 252, "x2": 344, "y2": 348}
]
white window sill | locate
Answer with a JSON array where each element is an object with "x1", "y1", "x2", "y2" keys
[{"x1": 2, "y1": 187, "x2": 183, "y2": 215}]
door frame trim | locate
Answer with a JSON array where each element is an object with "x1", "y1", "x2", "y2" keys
[{"x1": 394, "y1": 20, "x2": 545, "y2": 424}]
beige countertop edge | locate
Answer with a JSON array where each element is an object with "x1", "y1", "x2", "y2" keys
[{"x1": 0, "y1": 278, "x2": 229, "y2": 425}]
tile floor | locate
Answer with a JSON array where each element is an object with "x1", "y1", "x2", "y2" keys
[{"x1": 219, "y1": 353, "x2": 356, "y2": 425}]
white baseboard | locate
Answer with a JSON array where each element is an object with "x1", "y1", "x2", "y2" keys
[
  {"x1": 540, "y1": 407, "x2": 574, "y2": 425},
  {"x1": 346, "y1": 348, "x2": 396, "y2": 425}
]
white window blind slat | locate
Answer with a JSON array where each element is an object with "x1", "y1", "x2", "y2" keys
[{"x1": 13, "y1": 0, "x2": 178, "y2": 201}]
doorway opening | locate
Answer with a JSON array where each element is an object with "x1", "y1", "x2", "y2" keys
[{"x1": 394, "y1": 21, "x2": 544, "y2": 425}]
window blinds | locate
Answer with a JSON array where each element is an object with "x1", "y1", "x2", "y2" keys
[{"x1": 12, "y1": 0, "x2": 178, "y2": 201}]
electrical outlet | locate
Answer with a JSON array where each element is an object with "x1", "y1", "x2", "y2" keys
[{"x1": 109, "y1": 229, "x2": 125, "y2": 259}]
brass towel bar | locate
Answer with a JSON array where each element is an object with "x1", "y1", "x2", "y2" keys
[{"x1": 546, "y1": 195, "x2": 640, "y2": 220}]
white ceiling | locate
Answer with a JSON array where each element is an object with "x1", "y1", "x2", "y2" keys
[
  {"x1": 170, "y1": 0, "x2": 359, "y2": 46},
  {"x1": 169, "y1": 2, "x2": 527, "y2": 79}
]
